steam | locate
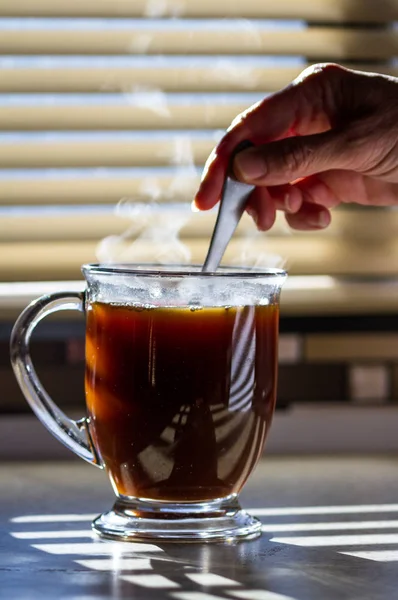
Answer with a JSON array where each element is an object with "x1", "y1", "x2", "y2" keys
[
  {"x1": 95, "y1": 130, "x2": 286, "y2": 269},
  {"x1": 95, "y1": 16, "x2": 288, "y2": 271},
  {"x1": 125, "y1": 85, "x2": 171, "y2": 118},
  {"x1": 96, "y1": 135, "x2": 200, "y2": 265},
  {"x1": 96, "y1": 199, "x2": 286, "y2": 271},
  {"x1": 128, "y1": 35, "x2": 153, "y2": 54},
  {"x1": 209, "y1": 58, "x2": 260, "y2": 90},
  {"x1": 96, "y1": 201, "x2": 192, "y2": 265},
  {"x1": 231, "y1": 225, "x2": 286, "y2": 270},
  {"x1": 144, "y1": 0, "x2": 184, "y2": 18}
]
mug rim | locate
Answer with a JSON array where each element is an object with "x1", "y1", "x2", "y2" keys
[{"x1": 82, "y1": 263, "x2": 287, "y2": 279}]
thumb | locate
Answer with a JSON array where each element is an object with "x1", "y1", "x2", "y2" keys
[{"x1": 233, "y1": 128, "x2": 359, "y2": 186}]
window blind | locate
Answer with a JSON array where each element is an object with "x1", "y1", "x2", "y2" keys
[{"x1": 1, "y1": 0, "x2": 397, "y2": 285}]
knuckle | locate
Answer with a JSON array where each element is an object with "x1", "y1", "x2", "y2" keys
[
  {"x1": 339, "y1": 122, "x2": 376, "y2": 171},
  {"x1": 301, "y1": 177, "x2": 340, "y2": 208},
  {"x1": 294, "y1": 62, "x2": 345, "y2": 86},
  {"x1": 316, "y1": 63, "x2": 346, "y2": 80},
  {"x1": 278, "y1": 138, "x2": 313, "y2": 175}
]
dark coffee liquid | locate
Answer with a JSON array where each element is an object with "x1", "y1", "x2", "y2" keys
[{"x1": 86, "y1": 302, "x2": 279, "y2": 502}]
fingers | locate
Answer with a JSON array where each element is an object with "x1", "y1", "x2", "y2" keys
[
  {"x1": 244, "y1": 168, "x2": 398, "y2": 232},
  {"x1": 292, "y1": 173, "x2": 341, "y2": 209},
  {"x1": 194, "y1": 116, "x2": 256, "y2": 211},
  {"x1": 195, "y1": 152, "x2": 228, "y2": 211},
  {"x1": 244, "y1": 170, "x2": 358, "y2": 232},
  {"x1": 297, "y1": 170, "x2": 398, "y2": 208},
  {"x1": 246, "y1": 191, "x2": 330, "y2": 232},
  {"x1": 285, "y1": 203, "x2": 332, "y2": 230},
  {"x1": 194, "y1": 63, "x2": 349, "y2": 210},
  {"x1": 259, "y1": 184, "x2": 303, "y2": 214},
  {"x1": 246, "y1": 187, "x2": 277, "y2": 231},
  {"x1": 245, "y1": 184, "x2": 331, "y2": 232},
  {"x1": 241, "y1": 168, "x2": 398, "y2": 232}
]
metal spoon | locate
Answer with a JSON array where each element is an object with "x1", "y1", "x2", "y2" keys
[{"x1": 202, "y1": 141, "x2": 255, "y2": 273}]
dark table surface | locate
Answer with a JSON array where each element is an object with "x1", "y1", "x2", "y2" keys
[{"x1": 1, "y1": 455, "x2": 398, "y2": 600}]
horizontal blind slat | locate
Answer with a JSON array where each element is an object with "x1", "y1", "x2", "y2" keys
[
  {"x1": 4, "y1": 168, "x2": 398, "y2": 206},
  {"x1": 0, "y1": 63, "x2": 304, "y2": 93},
  {"x1": 0, "y1": 97, "x2": 255, "y2": 130},
  {"x1": 0, "y1": 134, "x2": 216, "y2": 167},
  {"x1": 0, "y1": 63, "x2": 396, "y2": 93},
  {"x1": 0, "y1": 0, "x2": 396, "y2": 22},
  {"x1": 0, "y1": 133, "x2": 216, "y2": 167},
  {"x1": 1, "y1": 209, "x2": 396, "y2": 242},
  {"x1": 0, "y1": 28, "x2": 397, "y2": 60},
  {"x1": 0, "y1": 168, "x2": 200, "y2": 204}
]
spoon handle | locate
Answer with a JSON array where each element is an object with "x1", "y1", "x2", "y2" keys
[{"x1": 202, "y1": 141, "x2": 255, "y2": 273}]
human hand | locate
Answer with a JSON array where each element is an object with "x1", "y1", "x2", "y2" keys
[{"x1": 194, "y1": 63, "x2": 398, "y2": 231}]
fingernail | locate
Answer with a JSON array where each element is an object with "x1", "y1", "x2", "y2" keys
[
  {"x1": 234, "y1": 150, "x2": 267, "y2": 181},
  {"x1": 310, "y1": 211, "x2": 329, "y2": 228},
  {"x1": 284, "y1": 192, "x2": 293, "y2": 213},
  {"x1": 284, "y1": 187, "x2": 302, "y2": 213}
]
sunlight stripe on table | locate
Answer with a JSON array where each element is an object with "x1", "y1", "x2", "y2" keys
[
  {"x1": 121, "y1": 574, "x2": 180, "y2": 588},
  {"x1": 172, "y1": 593, "x2": 228, "y2": 600},
  {"x1": 186, "y1": 573, "x2": 241, "y2": 587},
  {"x1": 166, "y1": 591, "x2": 298, "y2": 600},
  {"x1": 339, "y1": 550, "x2": 398, "y2": 562},
  {"x1": 261, "y1": 520, "x2": 398, "y2": 533},
  {"x1": 75, "y1": 557, "x2": 152, "y2": 571},
  {"x1": 271, "y1": 533, "x2": 398, "y2": 547},
  {"x1": 12, "y1": 505, "x2": 398, "y2": 523},
  {"x1": 250, "y1": 504, "x2": 398, "y2": 517},
  {"x1": 230, "y1": 590, "x2": 297, "y2": 600},
  {"x1": 11, "y1": 529, "x2": 93, "y2": 539},
  {"x1": 11, "y1": 514, "x2": 97, "y2": 523},
  {"x1": 32, "y1": 542, "x2": 163, "y2": 555}
]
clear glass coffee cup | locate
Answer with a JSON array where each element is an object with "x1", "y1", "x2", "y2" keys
[{"x1": 10, "y1": 264, "x2": 286, "y2": 543}]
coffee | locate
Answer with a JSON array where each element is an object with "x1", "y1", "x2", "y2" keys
[{"x1": 85, "y1": 301, "x2": 279, "y2": 502}]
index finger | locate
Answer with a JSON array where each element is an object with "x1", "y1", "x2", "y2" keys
[{"x1": 194, "y1": 93, "x2": 295, "y2": 210}]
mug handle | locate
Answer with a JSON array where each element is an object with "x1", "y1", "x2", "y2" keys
[{"x1": 10, "y1": 291, "x2": 101, "y2": 467}]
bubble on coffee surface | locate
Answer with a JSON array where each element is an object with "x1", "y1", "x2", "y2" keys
[
  {"x1": 189, "y1": 301, "x2": 203, "y2": 312},
  {"x1": 130, "y1": 303, "x2": 157, "y2": 312}
]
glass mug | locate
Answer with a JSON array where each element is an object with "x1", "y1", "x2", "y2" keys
[{"x1": 10, "y1": 264, "x2": 286, "y2": 542}]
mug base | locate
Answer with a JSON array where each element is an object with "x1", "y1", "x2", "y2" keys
[{"x1": 92, "y1": 494, "x2": 262, "y2": 543}]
